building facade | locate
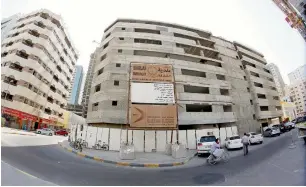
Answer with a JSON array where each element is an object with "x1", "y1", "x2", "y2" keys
[
  {"x1": 1, "y1": 14, "x2": 20, "y2": 42},
  {"x1": 288, "y1": 0, "x2": 306, "y2": 21},
  {"x1": 288, "y1": 64, "x2": 306, "y2": 83},
  {"x1": 267, "y1": 63, "x2": 286, "y2": 98},
  {"x1": 65, "y1": 103, "x2": 83, "y2": 117},
  {"x1": 81, "y1": 48, "x2": 99, "y2": 118},
  {"x1": 86, "y1": 19, "x2": 282, "y2": 134},
  {"x1": 288, "y1": 79, "x2": 306, "y2": 116},
  {"x1": 68, "y1": 65, "x2": 83, "y2": 104},
  {"x1": 1, "y1": 9, "x2": 78, "y2": 130}
]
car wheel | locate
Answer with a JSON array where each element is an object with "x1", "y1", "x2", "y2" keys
[
  {"x1": 64, "y1": 134, "x2": 67, "y2": 137},
  {"x1": 260, "y1": 141, "x2": 263, "y2": 144},
  {"x1": 49, "y1": 133, "x2": 52, "y2": 136}
]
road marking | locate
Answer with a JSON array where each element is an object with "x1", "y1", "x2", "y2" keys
[{"x1": 1, "y1": 160, "x2": 37, "y2": 178}]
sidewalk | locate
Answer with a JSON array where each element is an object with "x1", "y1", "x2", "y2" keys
[
  {"x1": 1, "y1": 127, "x2": 37, "y2": 136},
  {"x1": 59, "y1": 140, "x2": 197, "y2": 168}
]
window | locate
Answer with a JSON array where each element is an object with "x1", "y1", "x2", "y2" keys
[
  {"x1": 112, "y1": 101, "x2": 117, "y2": 106},
  {"x1": 119, "y1": 37, "x2": 124, "y2": 40},
  {"x1": 44, "y1": 107, "x2": 51, "y2": 114},
  {"x1": 253, "y1": 114, "x2": 256, "y2": 120},
  {"x1": 223, "y1": 105, "x2": 232, "y2": 112},
  {"x1": 95, "y1": 84, "x2": 101, "y2": 92},
  {"x1": 100, "y1": 54, "x2": 107, "y2": 61},
  {"x1": 260, "y1": 106, "x2": 269, "y2": 111},
  {"x1": 135, "y1": 28, "x2": 160, "y2": 34},
  {"x1": 250, "y1": 100, "x2": 253, "y2": 105},
  {"x1": 50, "y1": 85, "x2": 56, "y2": 92},
  {"x1": 114, "y1": 80, "x2": 119, "y2": 86},
  {"x1": 181, "y1": 69, "x2": 206, "y2": 78},
  {"x1": 273, "y1": 96, "x2": 279, "y2": 100},
  {"x1": 103, "y1": 42, "x2": 108, "y2": 49},
  {"x1": 186, "y1": 104, "x2": 212, "y2": 112},
  {"x1": 250, "y1": 71, "x2": 260, "y2": 77},
  {"x1": 118, "y1": 49, "x2": 122, "y2": 53},
  {"x1": 97, "y1": 68, "x2": 104, "y2": 75},
  {"x1": 121, "y1": 28, "x2": 126, "y2": 30},
  {"x1": 47, "y1": 96, "x2": 54, "y2": 103},
  {"x1": 9, "y1": 63, "x2": 23, "y2": 72},
  {"x1": 92, "y1": 103, "x2": 99, "y2": 111},
  {"x1": 105, "y1": 33, "x2": 110, "y2": 39},
  {"x1": 22, "y1": 39, "x2": 33, "y2": 47},
  {"x1": 16, "y1": 50, "x2": 29, "y2": 59},
  {"x1": 134, "y1": 38, "x2": 162, "y2": 45},
  {"x1": 184, "y1": 85, "x2": 209, "y2": 94},
  {"x1": 257, "y1": 94, "x2": 266, "y2": 99},
  {"x1": 254, "y1": 82, "x2": 263, "y2": 88},
  {"x1": 243, "y1": 76, "x2": 247, "y2": 80},
  {"x1": 240, "y1": 65, "x2": 243, "y2": 70},
  {"x1": 116, "y1": 63, "x2": 121, "y2": 67},
  {"x1": 216, "y1": 74, "x2": 226, "y2": 80},
  {"x1": 1, "y1": 52, "x2": 8, "y2": 57},
  {"x1": 220, "y1": 89, "x2": 229, "y2": 96},
  {"x1": 275, "y1": 106, "x2": 282, "y2": 111},
  {"x1": 1, "y1": 91, "x2": 13, "y2": 101}
]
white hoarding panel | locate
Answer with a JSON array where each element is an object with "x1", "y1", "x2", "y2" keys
[{"x1": 131, "y1": 82, "x2": 175, "y2": 104}]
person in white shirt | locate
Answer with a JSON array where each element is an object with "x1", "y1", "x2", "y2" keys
[
  {"x1": 210, "y1": 138, "x2": 221, "y2": 158},
  {"x1": 241, "y1": 133, "x2": 249, "y2": 156}
]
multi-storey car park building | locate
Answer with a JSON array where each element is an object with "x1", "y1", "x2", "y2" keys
[
  {"x1": 1, "y1": 9, "x2": 78, "y2": 130},
  {"x1": 85, "y1": 19, "x2": 283, "y2": 137}
]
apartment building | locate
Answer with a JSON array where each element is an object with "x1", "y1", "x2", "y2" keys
[
  {"x1": 267, "y1": 63, "x2": 286, "y2": 98},
  {"x1": 68, "y1": 65, "x2": 83, "y2": 105},
  {"x1": 288, "y1": 64, "x2": 306, "y2": 84},
  {"x1": 1, "y1": 9, "x2": 78, "y2": 130},
  {"x1": 81, "y1": 48, "x2": 99, "y2": 118},
  {"x1": 288, "y1": 79, "x2": 306, "y2": 116},
  {"x1": 85, "y1": 19, "x2": 282, "y2": 134}
]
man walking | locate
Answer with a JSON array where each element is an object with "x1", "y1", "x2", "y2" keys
[{"x1": 241, "y1": 133, "x2": 249, "y2": 156}]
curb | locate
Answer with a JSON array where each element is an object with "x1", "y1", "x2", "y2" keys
[
  {"x1": 2, "y1": 132, "x2": 37, "y2": 136},
  {"x1": 59, "y1": 143, "x2": 197, "y2": 168}
]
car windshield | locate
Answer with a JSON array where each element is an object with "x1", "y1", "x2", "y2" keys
[
  {"x1": 272, "y1": 127, "x2": 278, "y2": 130},
  {"x1": 200, "y1": 136, "x2": 216, "y2": 142},
  {"x1": 229, "y1": 136, "x2": 240, "y2": 140}
]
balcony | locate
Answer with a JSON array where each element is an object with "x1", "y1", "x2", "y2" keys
[{"x1": 257, "y1": 110, "x2": 282, "y2": 119}]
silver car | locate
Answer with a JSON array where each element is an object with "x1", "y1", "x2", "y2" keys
[
  {"x1": 36, "y1": 128, "x2": 54, "y2": 136},
  {"x1": 263, "y1": 127, "x2": 281, "y2": 137}
]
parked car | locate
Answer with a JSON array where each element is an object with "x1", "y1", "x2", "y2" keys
[
  {"x1": 263, "y1": 127, "x2": 280, "y2": 137},
  {"x1": 246, "y1": 132, "x2": 263, "y2": 144},
  {"x1": 197, "y1": 135, "x2": 216, "y2": 156},
  {"x1": 36, "y1": 128, "x2": 54, "y2": 136},
  {"x1": 55, "y1": 129, "x2": 68, "y2": 136},
  {"x1": 284, "y1": 122, "x2": 295, "y2": 130},
  {"x1": 225, "y1": 135, "x2": 243, "y2": 150}
]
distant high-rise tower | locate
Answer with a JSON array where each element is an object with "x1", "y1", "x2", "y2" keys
[
  {"x1": 1, "y1": 14, "x2": 20, "y2": 42},
  {"x1": 267, "y1": 63, "x2": 286, "y2": 98},
  {"x1": 68, "y1": 65, "x2": 83, "y2": 104},
  {"x1": 288, "y1": 64, "x2": 306, "y2": 83}
]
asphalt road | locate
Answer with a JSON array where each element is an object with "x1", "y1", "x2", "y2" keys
[{"x1": 2, "y1": 132, "x2": 305, "y2": 186}]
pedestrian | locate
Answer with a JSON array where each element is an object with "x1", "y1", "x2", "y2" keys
[{"x1": 241, "y1": 133, "x2": 249, "y2": 156}]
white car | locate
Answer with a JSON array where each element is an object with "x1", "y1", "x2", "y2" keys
[
  {"x1": 197, "y1": 135, "x2": 217, "y2": 155},
  {"x1": 246, "y1": 132, "x2": 263, "y2": 144},
  {"x1": 36, "y1": 128, "x2": 54, "y2": 136},
  {"x1": 263, "y1": 127, "x2": 281, "y2": 137},
  {"x1": 225, "y1": 136, "x2": 243, "y2": 150}
]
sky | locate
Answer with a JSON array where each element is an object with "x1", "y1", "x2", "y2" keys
[{"x1": 1, "y1": 0, "x2": 305, "y2": 84}]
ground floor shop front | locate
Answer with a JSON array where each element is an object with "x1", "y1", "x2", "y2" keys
[{"x1": 1, "y1": 106, "x2": 64, "y2": 131}]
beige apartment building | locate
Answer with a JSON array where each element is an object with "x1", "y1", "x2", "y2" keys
[
  {"x1": 1, "y1": 9, "x2": 78, "y2": 130},
  {"x1": 86, "y1": 19, "x2": 282, "y2": 135}
]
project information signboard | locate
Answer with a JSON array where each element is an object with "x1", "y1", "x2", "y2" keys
[
  {"x1": 130, "y1": 104, "x2": 177, "y2": 128},
  {"x1": 130, "y1": 82, "x2": 175, "y2": 104}
]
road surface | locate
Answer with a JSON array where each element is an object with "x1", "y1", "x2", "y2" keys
[{"x1": 1, "y1": 130, "x2": 305, "y2": 186}]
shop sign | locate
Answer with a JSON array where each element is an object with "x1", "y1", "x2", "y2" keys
[
  {"x1": 1, "y1": 107, "x2": 37, "y2": 121},
  {"x1": 131, "y1": 63, "x2": 173, "y2": 82},
  {"x1": 130, "y1": 104, "x2": 177, "y2": 128},
  {"x1": 130, "y1": 82, "x2": 175, "y2": 104}
]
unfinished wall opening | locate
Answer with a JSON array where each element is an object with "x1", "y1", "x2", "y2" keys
[
  {"x1": 134, "y1": 38, "x2": 162, "y2": 45},
  {"x1": 275, "y1": 106, "x2": 282, "y2": 111},
  {"x1": 112, "y1": 101, "x2": 118, "y2": 106},
  {"x1": 254, "y1": 82, "x2": 263, "y2": 88},
  {"x1": 223, "y1": 105, "x2": 232, "y2": 112},
  {"x1": 95, "y1": 84, "x2": 101, "y2": 92},
  {"x1": 260, "y1": 106, "x2": 269, "y2": 111},
  {"x1": 135, "y1": 28, "x2": 160, "y2": 34},
  {"x1": 114, "y1": 80, "x2": 119, "y2": 86},
  {"x1": 250, "y1": 71, "x2": 260, "y2": 77},
  {"x1": 184, "y1": 85, "x2": 209, "y2": 94},
  {"x1": 216, "y1": 74, "x2": 226, "y2": 80},
  {"x1": 273, "y1": 96, "x2": 279, "y2": 100},
  {"x1": 181, "y1": 69, "x2": 206, "y2": 78},
  {"x1": 220, "y1": 89, "x2": 229, "y2": 96},
  {"x1": 257, "y1": 94, "x2": 266, "y2": 99},
  {"x1": 186, "y1": 104, "x2": 212, "y2": 112}
]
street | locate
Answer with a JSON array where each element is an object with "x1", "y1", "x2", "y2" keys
[{"x1": 1, "y1": 129, "x2": 305, "y2": 186}]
